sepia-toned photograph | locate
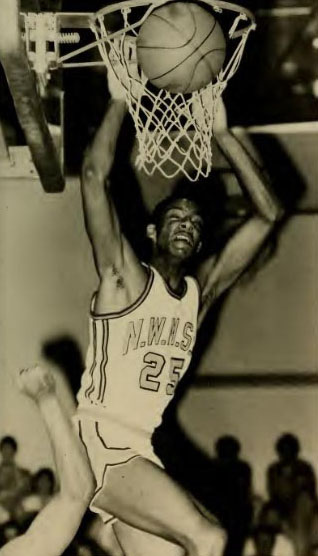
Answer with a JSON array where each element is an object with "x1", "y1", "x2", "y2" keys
[{"x1": 0, "y1": 0, "x2": 317, "y2": 555}]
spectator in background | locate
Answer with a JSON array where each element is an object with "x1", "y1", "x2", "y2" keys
[
  {"x1": 0, "y1": 437, "x2": 31, "y2": 516},
  {"x1": 0, "y1": 521, "x2": 21, "y2": 548},
  {"x1": 212, "y1": 435, "x2": 253, "y2": 556},
  {"x1": 267, "y1": 433, "x2": 316, "y2": 521},
  {"x1": 288, "y1": 490, "x2": 318, "y2": 556},
  {"x1": 0, "y1": 508, "x2": 9, "y2": 528},
  {"x1": 243, "y1": 502, "x2": 295, "y2": 556},
  {"x1": 250, "y1": 526, "x2": 276, "y2": 556},
  {"x1": 20, "y1": 467, "x2": 56, "y2": 516},
  {"x1": 310, "y1": 545, "x2": 318, "y2": 556}
]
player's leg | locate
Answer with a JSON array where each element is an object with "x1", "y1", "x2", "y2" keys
[
  {"x1": 113, "y1": 520, "x2": 184, "y2": 556},
  {"x1": 90, "y1": 520, "x2": 125, "y2": 556},
  {"x1": 92, "y1": 456, "x2": 226, "y2": 556},
  {"x1": 0, "y1": 366, "x2": 94, "y2": 556}
]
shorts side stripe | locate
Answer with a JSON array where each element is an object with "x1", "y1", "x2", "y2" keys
[
  {"x1": 78, "y1": 420, "x2": 93, "y2": 471},
  {"x1": 95, "y1": 422, "x2": 130, "y2": 451}
]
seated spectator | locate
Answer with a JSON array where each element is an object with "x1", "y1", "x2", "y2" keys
[
  {"x1": 0, "y1": 507, "x2": 9, "y2": 527},
  {"x1": 20, "y1": 467, "x2": 56, "y2": 515},
  {"x1": 288, "y1": 490, "x2": 318, "y2": 556},
  {"x1": 243, "y1": 502, "x2": 295, "y2": 556},
  {"x1": 212, "y1": 435, "x2": 253, "y2": 556},
  {"x1": 250, "y1": 526, "x2": 276, "y2": 556},
  {"x1": 0, "y1": 521, "x2": 21, "y2": 548},
  {"x1": 267, "y1": 433, "x2": 316, "y2": 520},
  {"x1": 0, "y1": 437, "x2": 31, "y2": 516},
  {"x1": 310, "y1": 544, "x2": 318, "y2": 556}
]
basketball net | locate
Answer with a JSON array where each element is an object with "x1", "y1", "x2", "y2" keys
[{"x1": 90, "y1": 1, "x2": 256, "y2": 181}]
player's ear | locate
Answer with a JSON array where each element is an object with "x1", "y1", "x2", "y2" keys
[
  {"x1": 196, "y1": 241, "x2": 202, "y2": 254},
  {"x1": 146, "y1": 223, "x2": 157, "y2": 243}
]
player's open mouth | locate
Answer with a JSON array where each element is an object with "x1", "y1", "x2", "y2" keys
[{"x1": 173, "y1": 233, "x2": 193, "y2": 246}]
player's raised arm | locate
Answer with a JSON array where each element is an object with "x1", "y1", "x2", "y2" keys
[
  {"x1": 81, "y1": 97, "x2": 127, "y2": 277},
  {"x1": 81, "y1": 55, "x2": 144, "y2": 277},
  {"x1": 0, "y1": 367, "x2": 94, "y2": 556},
  {"x1": 197, "y1": 100, "x2": 284, "y2": 325}
]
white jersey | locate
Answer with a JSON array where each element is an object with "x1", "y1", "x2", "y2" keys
[{"x1": 77, "y1": 264, "x2": 200, "y2": 436}]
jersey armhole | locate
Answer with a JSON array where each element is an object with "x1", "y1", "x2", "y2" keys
[
  {"x1": 89, "y1": 266, "x2": 154, "y2": 320},
  {"x1": 186, "y1": 276, "x2": 201, "y2": 316}
]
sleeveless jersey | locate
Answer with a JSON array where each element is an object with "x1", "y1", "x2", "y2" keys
[{"x1": 77, "y1": 265, "x2": 200, "y2": 436}]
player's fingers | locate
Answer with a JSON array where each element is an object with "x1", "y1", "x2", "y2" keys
[{"x1": 214, "y1": 98, "x2": 228, "y2": 131}]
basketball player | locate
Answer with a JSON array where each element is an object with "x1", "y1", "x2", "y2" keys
[
  {"x1": 0, "y1": 366, "x2": 94, "y2": 556},
  {"x1": 73, "y1": 61, "x2": 283, "y2": 556},
  {"x1": 1, "y1": 71, "x2": 282, "y2": 556}
]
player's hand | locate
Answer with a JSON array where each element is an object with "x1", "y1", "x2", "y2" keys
[
  {"x1": 105, "y1": 57, "x2": 127, "y2": 101},
  {"x1": 105, "y1": 38, "x2": 141, "y2": 101},
  {"x1": 213, "y1": 97, "x2": 228, "y2": 133},
  {"x1": 17, "y1": 365, "x2": 55, "y2": 402}
]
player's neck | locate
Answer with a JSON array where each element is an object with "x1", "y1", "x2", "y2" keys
[{"x1": 150, "y1": 254, "x2": 187, "y2": 294}]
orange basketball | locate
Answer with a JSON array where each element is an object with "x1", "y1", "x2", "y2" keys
[{"x1": 136, "y1": 2, "x2": 226, "y2": 93}]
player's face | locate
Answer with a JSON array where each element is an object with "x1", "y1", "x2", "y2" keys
[{"x1": 156, "y1": 199, "x2": 203, "y2": 260}]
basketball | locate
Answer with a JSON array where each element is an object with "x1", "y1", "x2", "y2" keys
[{"x1": 136, "y1": 2, "x2": 226, "y2": 94}]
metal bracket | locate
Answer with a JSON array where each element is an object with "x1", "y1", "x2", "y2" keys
[{"x1": 22, "y1": 12, "x2": 80, "y2": 91}]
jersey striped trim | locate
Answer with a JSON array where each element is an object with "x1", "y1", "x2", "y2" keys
[
  {"x1": 151, "y1": 265, "x2": 189, "y2": 300},
  {"x1": 188, "y1": 275, "x2": 201, "y2": 316},
  {"x1": 164, "y1": 278, "x2": 188, "y2": 300},
  {"x1": 77, "y1": 420, "x2": 94, "y2": 471},
  {"x1": 90, "y1": 267, "x2": 154, "y2": 320},
  {"x1": 84, "y1": 321, "x2": 98, "y2": 400},
  {"x1": 97, "y1": 320, "x2": 109, "y2": 403}
]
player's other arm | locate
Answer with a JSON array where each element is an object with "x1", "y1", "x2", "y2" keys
[
  {"x1": 0, "y1": 367, "x2": 94, "y2": 556},
  {"x1": 197, "y1": 105, "x2": 283, "y2": 324}
]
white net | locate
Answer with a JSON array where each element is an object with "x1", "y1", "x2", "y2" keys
[{"x1": 91, "y1": 1, "x2": 255, "y2": 181}]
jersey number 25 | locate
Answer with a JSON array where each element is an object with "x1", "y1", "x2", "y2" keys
[{"x1": 139, "y1": 352, "x2": 185, "y2": 396}]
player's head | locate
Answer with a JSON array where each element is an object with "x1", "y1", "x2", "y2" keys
[
  {"x1": 147, "y1": 192, "x2": 204, "y2": 263},
  {"x1": 0, "y1": 436, "x2": 18, "y2": 462}
]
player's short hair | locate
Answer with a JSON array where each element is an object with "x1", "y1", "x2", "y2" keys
[
  {"x1": 0, "y1": 436, "x2": 17, "y2": 452},
  {"x1": 150, "y1": 187, "x2": 205, "y2": 230},
  {"x1": 275, "y1": 433, "x2": 300, "y2": 456}
]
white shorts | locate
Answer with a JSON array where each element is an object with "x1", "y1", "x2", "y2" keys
[{"x1": 73, "y1": 413, "x2": 164, "y2": 524}]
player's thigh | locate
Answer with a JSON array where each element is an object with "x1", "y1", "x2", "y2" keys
[
  {"x1": 94, "y1": 455, "x2": 207, "y2": 540},
  {"x1": 113, "y1": 520, "x2": 184, "y2": 556},
  {"x1": 99, "y1": 522, "x2": 125, "y2": 556}
]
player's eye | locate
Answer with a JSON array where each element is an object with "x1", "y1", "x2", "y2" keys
[
  {"x1": 192, "y1": 218, "x2": 203, "y2": 231},
  {"x1": 168, "y1": 213, "x2": 181, "y2": 222}
]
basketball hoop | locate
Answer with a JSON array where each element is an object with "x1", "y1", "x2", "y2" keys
[{"x1": 90, "y1": 0, "x2": 255, "y2": 181}]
